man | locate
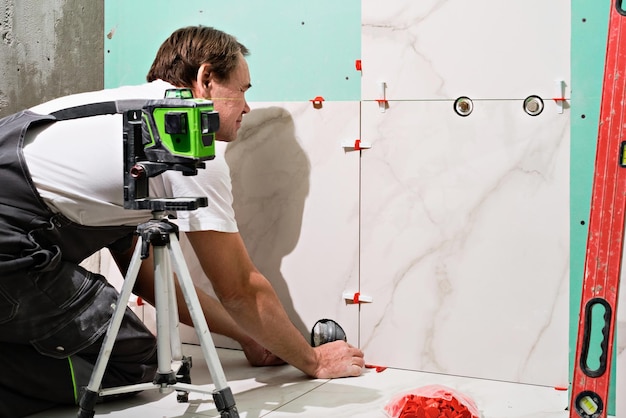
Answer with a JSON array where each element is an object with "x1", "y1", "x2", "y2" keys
[{"x1": 0, "y1": 26, "x2": 364, "y2": 417}]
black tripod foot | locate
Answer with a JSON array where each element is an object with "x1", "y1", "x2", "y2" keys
[
  {"x1": 176, "y1": 356, "x2": 193, "y2": 402},
  {"x1": 213, "y1": 387, "x2": 239, "y2": 418},
  {"x1": 77, "y1": 389, "x2": 98, "y2": 418}
]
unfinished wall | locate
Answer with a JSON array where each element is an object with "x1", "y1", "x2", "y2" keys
[{"x1": 0, "y1": 0, "x2": 103, "y2": 117}]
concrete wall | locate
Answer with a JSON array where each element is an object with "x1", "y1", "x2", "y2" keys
[{"x1": 0, "y1": 0, "x2": 104, "y2": 117}]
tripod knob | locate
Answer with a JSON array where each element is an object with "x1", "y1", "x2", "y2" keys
[{"x1": 137, "y1": 218, "x2": 179, "y2": 259}]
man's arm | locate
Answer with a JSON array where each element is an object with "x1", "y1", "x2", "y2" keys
[{"x1": 185, "y1": 229, "x2": 364, "y2": 379}]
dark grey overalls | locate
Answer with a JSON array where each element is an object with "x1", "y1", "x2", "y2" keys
[{"x1": 0, "y1": 106, "x2": 158, "y2": 417}]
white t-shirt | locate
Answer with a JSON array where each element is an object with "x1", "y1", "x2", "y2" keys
[{"x1": 23, "y1": 80, "x2": 238, "y2": 233}]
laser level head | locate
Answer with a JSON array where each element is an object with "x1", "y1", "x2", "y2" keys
[
  {"x1": 122, "y1": 88, "x2": 219, "y2": 211},
  {"x1": 141, "y1": 88, "x2": 219, "y2": 164}
]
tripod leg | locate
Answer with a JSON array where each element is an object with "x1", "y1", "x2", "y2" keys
[
  {"x1": 167, "y1": 233, "x2": 239, "y2": 417},
  {"x1": 77, "y1": 238, "x2": 145, "y2": 418},
  {"x1": 152, "y1": 246, "x2": 177, "y2": 388},
  {"x1": 167, "y1": 262, "x2": 183, "y2": 363},
  {"x1": 162, "y1": 248, "x2": 190, "y2": 402}
]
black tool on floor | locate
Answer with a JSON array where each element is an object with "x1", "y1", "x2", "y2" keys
[{"x1": 310, "y1": 319, "x2": 347, "y2": 347}]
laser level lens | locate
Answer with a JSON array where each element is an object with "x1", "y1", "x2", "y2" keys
[
  {"x1": 201, "y1": 111, "x2": 219, "y2": 134},
  {"x1": 164, "y1": 88, "x2": 193, "y2": 99},
  {"x1": 165, "y1": 112, "x2": 188, "y2": 134},
  {"x1": 202, "y1": 113, "x2": 209, "y2": 134}
]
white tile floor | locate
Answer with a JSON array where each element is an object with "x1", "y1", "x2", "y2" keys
[{"x1": 27, "y1": 344, "x2": 580, "y2": 418}]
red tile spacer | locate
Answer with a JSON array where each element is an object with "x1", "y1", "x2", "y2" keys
[
  {"x1": 365, "y1": 364, "x2": 388, "y2": 372},
  {"x1": 354, "y1": 140, "x2": 361, "y2": 151},
  {"x1": 310, "y1": 96, "x2": 325, "y2": 109},
  {"x1": 136, "y1": 297, "x2": 144, "y2": 306},
  {"x1": 355, "y1": 59, "x2": 362, "y2": 71}
]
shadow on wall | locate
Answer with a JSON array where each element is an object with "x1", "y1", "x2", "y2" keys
[{"x1": 226, "y1": 106, "x2": 311, "y2": 338}]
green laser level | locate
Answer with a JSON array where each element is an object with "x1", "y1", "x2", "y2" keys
[
  {"x1": 123, "y1": 88, "x2": 220, "y2": 211},
  {"x1": 45, "y1": 88, "x2": 219, "y2": 212},
  {"x1": 142, "y1": 88, "x2": 219, "y2": 163}
]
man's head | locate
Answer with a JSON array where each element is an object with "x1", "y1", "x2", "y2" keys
[{"x1": 147, "y1": 26, "x2": 251, "y2": 142}]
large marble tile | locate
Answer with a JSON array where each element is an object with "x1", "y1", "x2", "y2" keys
[
  {"x1": 359, "y1": 99, "x2": 570, "y2": 386},
  {"x1": 27, "y1": 345, "x2": 328, "y2": 418},
  {"x1": 267, "y1": 365, "x2": 570, "y2": 418},
  {"x1": 361, "y1": 0, "x2": 570, "y2": 101},
  {"x1": 29, "y1": 345, "x2": 572, "y2": 418},
  {"x1": 180, "y1": 102, "x2": 361, "y2": 348}
]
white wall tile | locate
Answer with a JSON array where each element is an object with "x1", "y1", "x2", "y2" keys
[
  {"x1": 361, "y1": 0, "x2": 571, "y2": 101},
  {"x1": 182, "y1": 102, "x2": 362, "y2": 348},
  {"x1": 359, "y1": 99, "x2": 570, "y2": 386}
]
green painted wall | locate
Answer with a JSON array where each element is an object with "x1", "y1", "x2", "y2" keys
[
  {"x1": 570, "y1": 0, "x2": 616, "y2": 414},
  {"x1": 104, "y1": 0, "x2": 360, "y2": 101}
]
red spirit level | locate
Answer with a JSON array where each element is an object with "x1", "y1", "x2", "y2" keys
[{"x1": 569, "y1": 2, "x2": 626, "y2": 417}]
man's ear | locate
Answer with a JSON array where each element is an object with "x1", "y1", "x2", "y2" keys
[{"x1": 195, "y1": 63, "x2": 212, "y2": 97}]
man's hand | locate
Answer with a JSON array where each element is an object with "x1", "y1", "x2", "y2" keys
[{"x1": 311, "y1": 340, "x2": 365, "y2": 378}]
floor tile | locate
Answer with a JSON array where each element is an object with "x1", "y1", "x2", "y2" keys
[{"x1": 26, "y1": 345, "x2": 590, "y2": 418}]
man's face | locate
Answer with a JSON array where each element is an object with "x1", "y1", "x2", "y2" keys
[{"x1": 207, "y1": 54, "x2": 251, "y2": 142}]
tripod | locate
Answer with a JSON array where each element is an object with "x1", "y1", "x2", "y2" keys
[{"x1": 77, "y1": 211, "x2": 239, "y2": 418}]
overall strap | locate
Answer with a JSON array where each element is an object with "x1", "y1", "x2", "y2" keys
[{"x1": 49, "y1": 99, "x2": 149, "y2": 121}]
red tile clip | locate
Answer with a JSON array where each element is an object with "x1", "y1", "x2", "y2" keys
[
  {"x1": 377, "y1": 81, "x2": 389, "y2": 112},
  {"x1": 355, "y1": 59, "x2": 362, "y2": 71},
  {"x1": 342, "y1": 291, "x2": 373, "y2": 303},
  {"x1": 365, "y1": 364, "x2": 387, "y2": 373},
  {"x1": 310, "y1": 96, "x2": 324, "y2": 109},
  {"x1": 552, "y1": 97, "x2": 566, "y2": 114},
  {"x1": 553, "y1": 80, "x2": 566, "y2": 114}
]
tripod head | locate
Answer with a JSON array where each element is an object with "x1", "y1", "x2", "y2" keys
[{"x1": 123, "y1": 89, "x2": 219, "y2": 211}]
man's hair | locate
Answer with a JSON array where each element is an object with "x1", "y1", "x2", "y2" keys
[{"x1": 146, "y1": 26, "x2": 249, "y2": 86}]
